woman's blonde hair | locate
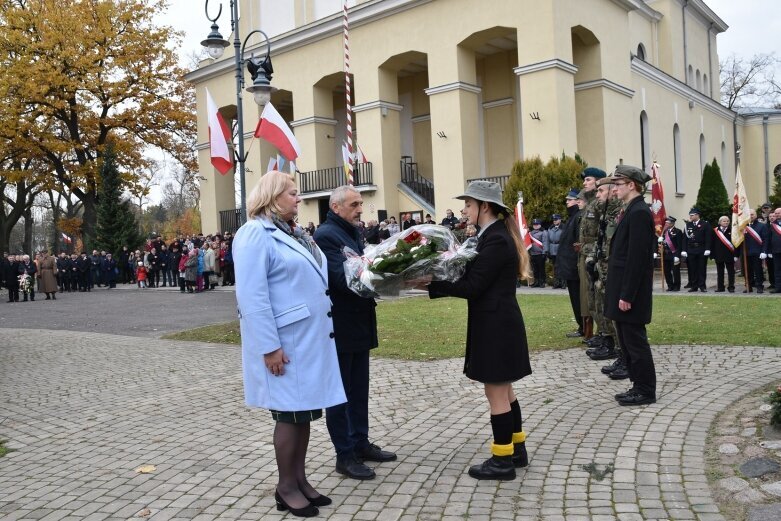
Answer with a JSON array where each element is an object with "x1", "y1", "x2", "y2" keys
[
  {"x1": 246, "y1": 170, "x2": 295, "y2": 220},
  {"x1": 487, "y1": 202, "x2": 532, "y2": 281}
]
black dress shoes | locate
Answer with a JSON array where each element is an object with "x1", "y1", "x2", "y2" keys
[
  {"x1": 356, "y1": 443, "x2": 397, "y2": 462},
  {"x1": 601, "y1": 358, "x2": 621, "y2": 374},
  {"x1": 275, "y1": 490, "x2": 318, "y2": 518},
  {"x1": 608, "y1": 364, "x2": 630, "y2": 380},
  {"x1": 468, "y1": 455, "x2": 516, "y2": 480},
  {"x1": 614, "y1": 388, "x2": 636, "y2": 400},
  {"x1": 588, "y1": 346, "x2": 618, "y2": 361},
  {"x1": 617, "y1": 391, "x2": 656, "y2": 406},
  {"x1": 335, "y1": 455, "x2": 375, "y2": 480}
]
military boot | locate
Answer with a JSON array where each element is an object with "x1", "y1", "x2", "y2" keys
[
  {"x1": 589, "y1": 336, "x2": 617, "y2": 360},
  {"x1": 468, "y1": 455, "x2": 516, "y2": 480}
]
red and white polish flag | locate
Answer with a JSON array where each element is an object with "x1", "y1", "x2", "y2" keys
[
  {"x1": 515, "y1": 199, "x2": 533, "y2": 250},
  {"x1": 206, "y1": 88, "x2": 234, "y2": 175},
  {"x1": 254, "y1": 102, "x2": 301, "y2": 162}
]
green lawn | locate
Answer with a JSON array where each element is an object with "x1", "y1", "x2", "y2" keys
[{"x1": 163, "y1": 294, "x2": 781, "y2": 361}]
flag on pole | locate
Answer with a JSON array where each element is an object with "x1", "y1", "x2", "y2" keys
[
  {"x1": 206, "y1": 88, "x2": 234, "y2": 175},
  {"x1": 61, "y1": 232, "x2": 72, "y2": 244},
  {"x1": 515, "y1": 199, "x2": 533, "y2": 250},
  {"x1": 649, "y1": 162, "x2": 667, "y2": 235},
  {"x1": 731, "y1": 165, "x2": 752, "y2": 248},
  {"x1": 254, "y1": 102, "x2": 301, "y2": 161},
  {"x1": 356, "y1": 144, "x2": 368, "y2": 164}
]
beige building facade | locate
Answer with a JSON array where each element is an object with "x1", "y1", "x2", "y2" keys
[{"x1": 186, "y1": 0, "x2": 781, "y2": 234}]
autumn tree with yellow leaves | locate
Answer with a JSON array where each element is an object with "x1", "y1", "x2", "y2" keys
[{"x1": 0, "y1": 0, "x2": 196, "y2": 250}]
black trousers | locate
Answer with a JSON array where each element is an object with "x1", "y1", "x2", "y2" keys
[
  {"x1": 326, "y1": 350, "x2": 371, "y2": 459},
  {"x1": 7, "y1": 286, "x2": 19, "y2": 302},
  {"x1": 531, "y1": 255, "x2": 545, "y2": 286},
  {"x1": 774, "y1": 255, "x2": 781, "y2": 291},
  {"x1": 566, "y1": 279, "x2": 583, "y2": 330},
  {"x1": 662, "y1": 255, "x2": 681, "y2": 290},
  {"x1": 615, "y1": 321, "x2": 656, "y2": 397},
  {"x1": 769, "y1": 257, "x2": 776, "y2": 287},
  {"x1": 745, "y1": 255, "x2": 764, "y2": 289},
  {"x1": 715, "y1": 261, "x2": 735, "y2": 290},
  {"x1": 686, "y1": 252, "x2": 708, "y2": 289}
]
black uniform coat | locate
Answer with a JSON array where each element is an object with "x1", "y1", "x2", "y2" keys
[
  {"x1": 682, "y1": 219, "x2": 712, "y2": 254},
  {"x1": 554, "y1": 206, "x2": 582, "y2": 281},
  {"x1": 605, "y1": 195, "x2": 654, "y2": 325},
  {"x1": 314, "y1": 210, "x2": 378, "y2": 354},
  {"x1": 428, "y1": 220, "x2": 532, "y2": 384},
  {"x1": 661, "y1": 226, "x2": 683, "y2": 260},
  {"x1": 711, "y1": 226, "x2": 736, "y2": 263}
]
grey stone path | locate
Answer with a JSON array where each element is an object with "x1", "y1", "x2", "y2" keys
[{"x1": 1, "y1": 329, "x2": 780, "y2": 521}]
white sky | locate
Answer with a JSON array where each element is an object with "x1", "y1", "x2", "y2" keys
[{"x1": 148, "y1": 0, "x2": 781, "y2": 203}]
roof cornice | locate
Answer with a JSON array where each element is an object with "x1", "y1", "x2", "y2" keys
[
  {"x1": 630, "y1": 56, "x2": 735, "y2": 120},
  {"x1": 185, "y1": 0, "x2": 434, "y2": 85}
]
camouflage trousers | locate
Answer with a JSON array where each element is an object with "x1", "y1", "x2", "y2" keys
[{"x1": 592, "y1": 261, "x2": 616, "y2": 338}]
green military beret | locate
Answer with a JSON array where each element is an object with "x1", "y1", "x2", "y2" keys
[{"x1": 613, "y1": 164, "x2": 652, "y2": 185}]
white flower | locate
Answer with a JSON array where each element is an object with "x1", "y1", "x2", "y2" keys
[{"x1": 410, "y1": 246, "x2": 421, "y2": 253}]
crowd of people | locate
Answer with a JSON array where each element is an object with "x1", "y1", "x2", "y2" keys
[{"x1": 1, "y1": 233, "x2": 237, "y2": 303}]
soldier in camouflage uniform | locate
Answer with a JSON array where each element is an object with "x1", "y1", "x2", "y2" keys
[
  {"x1": 587, "y1": 177, "x2": 623, "y2": 364},
  {"x1": 576, "y1": 167, "x2": 606, "y2": 340}
]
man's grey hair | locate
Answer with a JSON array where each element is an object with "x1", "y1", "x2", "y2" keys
[{"x1": 329, "y1": 185, "x2": 359, "y2": 207}]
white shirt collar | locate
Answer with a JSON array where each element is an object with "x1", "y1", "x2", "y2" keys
[{"x1": 477, "y1": 218, "x2": 499, "y2": 238}]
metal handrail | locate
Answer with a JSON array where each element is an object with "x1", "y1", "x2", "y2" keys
[
  {"x1": 299, "y1": 162, "x2": 373, "y2": 194},
  {"x1": 400, "y1": 158, "x2": 434, "y2": 206}
]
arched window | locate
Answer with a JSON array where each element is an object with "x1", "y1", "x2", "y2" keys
[
  {"x1": 696, "y1": 69, "x2": 702, "y2": 92},
  {"x1": 637, "y1": 43, "x2": 646, "y2": 61},
  {"x1": 640, "y1": 111, "x2": 650, "y2": 172},
  {"x1": 688, "y1": 65, "x2": 694, "y2": 86},
  {"x1": 703, "y1": 73, "x2": 708, "y2": 95},
  {"x1": 674, "y1": 124, "x2": 683, "y2": 192},
  {"x1": 699, "y1": 134, "x2": 706, "y2": 176}
]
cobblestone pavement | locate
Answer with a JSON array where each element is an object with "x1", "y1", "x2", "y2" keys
[{"x1": 1, "y1": 328, "x2": 780, "y2": 521}]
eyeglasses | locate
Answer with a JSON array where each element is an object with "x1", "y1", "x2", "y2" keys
[{"x1": 612, "y1": 181, "x2": 631, "y2": 186}]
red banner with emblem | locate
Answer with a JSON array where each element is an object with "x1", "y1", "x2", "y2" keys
[{"x1": 650, "y1": 162, "x2": 667, "y2": 235}]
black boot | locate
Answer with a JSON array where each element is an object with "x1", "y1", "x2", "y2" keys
[
  {"x1": 589, "y1": 336, "x2": 617, "y2": 360},
  {"x1": 468, "y1": 455, "x2": 516, "y2": 480},
  {"x1": 512, "y1": 431, "x2": 528, "y2": 468},
  {"x1": 609, "y1": 361, "x2": 630, "y2": 380},
  {"x1": 601, "y1": 357, "x2": 622, "y2": 374}
]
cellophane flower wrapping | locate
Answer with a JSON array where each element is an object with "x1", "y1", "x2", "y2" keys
[{"x1": 344, "y1": 224, "x2": 478, "y2": 298}]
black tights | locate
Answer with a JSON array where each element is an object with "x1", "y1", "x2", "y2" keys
[{"x1": 274, "y1": 422, "x2": 320, "y2": 509}]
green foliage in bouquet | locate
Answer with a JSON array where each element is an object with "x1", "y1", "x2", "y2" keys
[
  {"x1": 769, "y1": 385, "x2": 781, "y2": 427},
  {"x1": 369, "y1": 230, "x2": 446, "y2": 274}
]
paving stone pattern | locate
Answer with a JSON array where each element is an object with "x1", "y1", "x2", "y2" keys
[{"x1": 1, "y1": 329, "x2": 781, "y2": 520}]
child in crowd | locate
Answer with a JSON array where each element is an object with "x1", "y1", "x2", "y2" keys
[{"x1": 136, "y1": 261, "x2": 147, "y2": 288}]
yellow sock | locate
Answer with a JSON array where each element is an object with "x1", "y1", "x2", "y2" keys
[
  {"x1": 513, "y1": 431, "x2": 527, "y2": 444},
  {"x1": 491, "y1": 442, "x2": 514, "y2": 457}
]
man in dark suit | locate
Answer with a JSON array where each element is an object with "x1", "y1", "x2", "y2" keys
[
  {"x1": 711, "y1": 216, "x2": 736, "y2": 292},
  {"x1": 555, "y1": 189, "x2": 584, "y2": 336},
  {"x1": 314, "y1": 186, "x2": 396, "y2": 481},
  {"x1": 681, "y1": 208, "x2": 712, "y2": 292},
  {"x1": 659, "y1": 216, "x2": 683, "y2": 291},
  {"x1": 604, "y1": 165, "x2": 656, "y2": 406},
  {"x1": 742, "y1": 209, "x2": 769, "y2": 293}
]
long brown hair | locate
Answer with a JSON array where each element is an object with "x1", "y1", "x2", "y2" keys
[{"x1": 489, "y1": 203, "x2": 532, "y2": 281}]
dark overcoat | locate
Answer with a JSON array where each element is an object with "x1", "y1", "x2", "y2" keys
[
  {"x1": 605, "y1": 195, "x2": 654, "y2": 325},
  {"x1": 314, "y1": 210, "x2": 378, "y2": 354},
  {"x1": 554, "y1": 207, "x2": 581, "y2": 281},
  {"x1": 710, "y1": 226, "x2": 736, "y2": 263},
  {"x1": 428, "y1": 220, "x2": 532, "y2": 383}
]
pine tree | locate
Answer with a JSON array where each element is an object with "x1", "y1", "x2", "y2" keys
[
  {"x1": 94, "y1": 146, "x2": 144, "y2": 254},
  {"x1": 769, "y1": 167, "x2": 781, "y2": 208},
  {"x1": 694, "y1": 159, "x2": 730, "y2": 225},
  {"x1": 504, "y1": 154, "x2": 586, "y2": 224}
]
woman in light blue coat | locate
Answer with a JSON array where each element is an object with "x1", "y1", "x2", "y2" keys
[{"x1": 233, "y1": 171, "x2": 345, "y2": 518}]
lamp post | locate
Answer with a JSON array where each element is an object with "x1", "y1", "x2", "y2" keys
[{"x1": 201, "y1": 0, "x2": 276, "y2": 224}]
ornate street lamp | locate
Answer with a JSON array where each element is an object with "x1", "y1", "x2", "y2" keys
[{"x1": 201, "y1": 0, "x2": 276, "y2": 224}]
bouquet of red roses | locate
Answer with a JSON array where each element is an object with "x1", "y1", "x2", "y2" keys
[{"x1": 344, "y1": 224, "x2": 477, "y2": 298}]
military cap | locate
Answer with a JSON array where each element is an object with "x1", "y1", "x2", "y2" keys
[
  {"x1": 576, "y1": 189, "x2": 587, "y2": 200},
  {"x1": 689, "y1": 207, "x2": 701, "y2": 215},
  {"x1": 665, "y1": 216, "x2": 677, "y2": 223},
  {"x1": 612, "y1": 164, "x2": 652, "y2": 184},
  {"x1": 582, "y1": 167, "x2": 607, "y2": 180},
  {"x1": 565, "y1": 188, "x2": 580, "y2": 199},
  {"x1": 596, "y1": 175, "x2": 617, "y2": 187},
  {"x1": 532, "y1": 218, "x2": 542, "y2": 225},
  {"x1": 762, "y1": 202, "x2": 772, "y2": 209},
  {"x1": 552, "y1": 214, "x2": 562, "y2": 220}
]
